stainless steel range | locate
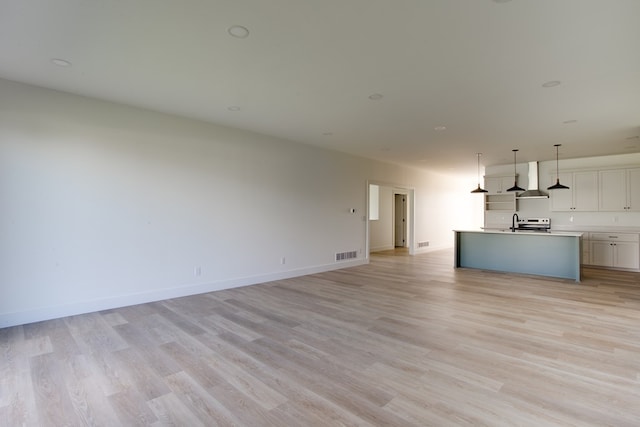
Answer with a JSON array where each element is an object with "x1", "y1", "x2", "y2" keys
[{"x1": 517, "y1": 217, "x2": 551, "y2": 232}]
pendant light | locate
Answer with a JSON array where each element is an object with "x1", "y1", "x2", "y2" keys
[
  {"x1": 471, "y1": 153, "x2": 488, "y2": 193},
  {"x1": 506, "y1": 149, "x2": 525, "y2": 192},
  {"x1": 547, "y1": 144, "x2": 570, "y2": 190}
]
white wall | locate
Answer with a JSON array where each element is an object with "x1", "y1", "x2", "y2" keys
[
  {"x1": 485, "y1": 153, "x2": 640, "y2": 229},
  {"x1": 369, "y1": 185, "x2": 394, "y2": 252},
  {"x1": 0, "y1": 78, "x2": 480, "y2": 327}
]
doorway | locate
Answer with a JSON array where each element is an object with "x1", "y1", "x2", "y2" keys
[{"x1": 366, "y1": 181, "x2": 414, "y2": 257}]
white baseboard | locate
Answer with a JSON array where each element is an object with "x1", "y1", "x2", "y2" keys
[
  {"x1": 414, "y1": 244, "x2": 452, "y2": 254},
  {"x1": 0, "y1": 258, "x2": 368, "y2": 328}
]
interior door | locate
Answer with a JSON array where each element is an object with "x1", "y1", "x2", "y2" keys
[{"x1": 394, "y1": 194, "x2": 407, "y2": 247}]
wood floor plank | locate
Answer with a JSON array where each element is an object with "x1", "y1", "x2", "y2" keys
[
  {"x1": 147, "y1": 392, "x2": 206, "y2": 427},
  {"x1": 191, "y1": 331, "x2": 375, "y2": 425},
  {"x1": 2, "y1": 248, "x2": 640, "y2": 425},
  {"x1": 30, "y1": 352, "x2": 77, "y2": 426},
  {"x1": 0, "y1": 326, "x2": 39, "y2": 427},
  {"x1": 164, "y1": 370, "x2": 243, "y2": 426},
  {"x1": 61, "y1": 367, "x2": 122, "y2": 426},
  {"x1": 108, "y1": 388, "x2": 158, "y2": 426},
  {"x1": 111, "y1": 322, "x2": 182, "y2": 378},
  {"x1": 111, "y1": 347, "x2": 172, "y2": 401}
]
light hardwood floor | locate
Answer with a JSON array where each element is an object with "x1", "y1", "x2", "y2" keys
[{"x1": 2, "y1": 249, "x2": 640, "y2": 426}]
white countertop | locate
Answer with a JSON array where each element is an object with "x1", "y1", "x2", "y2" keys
[
  {"x1": 552, "y1": 226, "x2": 640, "y2": 233},
  {"x1": 455, "y1": 229, "x2": 584, "y2": 237}
]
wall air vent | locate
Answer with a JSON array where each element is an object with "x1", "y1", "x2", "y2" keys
[
  {"x1": 418, "y1": 241, "x2": 429, "y2": 248},
  {"x1": 335, "y1": 251, "x2": 357, "y2": 261}
]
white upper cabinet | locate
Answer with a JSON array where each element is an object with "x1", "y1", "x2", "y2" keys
[
  {"x1": 549, "y1": 172, "x2": 573, "y2": 211},
  {"x1": 484, "y1": 175, "x2": 517, "y2": 194},
  {"x1": 599, "y1": 168, "x2": 640, "y2": 211},
  {"x1": 550, "y1": 170, "x2": 598, "y2": 211}
]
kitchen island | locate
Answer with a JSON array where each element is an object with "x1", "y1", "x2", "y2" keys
[{"x1": 454, "y1": 229, "x2": 583, "y2": 282}]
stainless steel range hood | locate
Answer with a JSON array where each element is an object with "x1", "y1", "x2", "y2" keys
[{"x1": 517, "y1": 161, "x2": 549, "y2": 199}]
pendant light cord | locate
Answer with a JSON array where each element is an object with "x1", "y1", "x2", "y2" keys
[
  {"x1": 471, "y1": 153, "x2": 488, "y2": 193},
  {"x1": 507, "y1": 149, "x2": 525, "y2": 192},
  {"x1": 547, "y1": 144, "x2": 570, "y2": 190}
]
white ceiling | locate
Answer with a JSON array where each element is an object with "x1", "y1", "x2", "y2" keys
[{"x1": 1, "y1": 0, "x2": 639, "y2": 173}]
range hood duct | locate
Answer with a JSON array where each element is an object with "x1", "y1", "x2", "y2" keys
[{"x1": 517, "y1": 161, "x2": 549, "y2": 199}]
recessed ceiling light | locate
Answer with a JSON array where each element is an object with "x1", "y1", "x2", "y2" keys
[
  {"x1": 434, "y1": 126, "x2": 447, "y2": 131},
  {"x1": 51, "y1": 58, "x2": 72, "y2": 67},
  {"x1": 368, "y1": 93, "x2": 383, "y2": 100},
  {"x1": 227, "y1": 106, "x2": 241, "y2": 111},
  {"x1": 562, "y1": 119, "x2": 577, "y2": 124},
  {"x1": 227, "y1": 25, "x2": 250, "y2": 38},
  {"x1": 542, "y1": 80, "x2": 561, "y2": 88}
]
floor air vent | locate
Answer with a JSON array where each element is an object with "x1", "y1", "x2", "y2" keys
[
  {"x1": 335, "y1": 251, "x2": 357, "y2": 261},
  {"x1": 418, "y1": 241, "x2": 429, "y2": 248}
]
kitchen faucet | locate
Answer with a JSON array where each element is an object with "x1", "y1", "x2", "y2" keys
[{"x1": 511, "y1": 213, "x2": 519, "y2": 232}]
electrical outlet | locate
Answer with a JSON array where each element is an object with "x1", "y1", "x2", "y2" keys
[
  {"x1": 281, "y1": 257, "x2": 286, "y2": 265},
  {"x1": 194, "y1": 266, "x2": 201, "y2": 277}
]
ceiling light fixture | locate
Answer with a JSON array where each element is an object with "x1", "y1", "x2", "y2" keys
[
  {"x1": 562, "y1": 119, "x2": 577, "y2": 124},
  {"x1": 434, "y1": 126, "x2": 447, "y2": 131},
  {"x1": 507, "y1": 149, "x2": 525, "y2": 192},
  {"x1": 542, "y1": 80, "x2": 561, "y2": 88},
  {"x1": 368, "y1": 93, "x2": 383, "y2": 100},
  {"x1": 471, "y1": 153, "x2": 488, "y2": 194},
  {"x1": 547, "y1": 144, "x2": 570, "y2": 190},
  {"x1": 51, "y1": 58, "x2": 72, "y2": 67},
  {"x1": 227, "y1": 25, "x2": 250, "y2": 38}
]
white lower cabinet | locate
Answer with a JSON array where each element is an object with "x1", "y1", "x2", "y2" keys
[{"x1": 589, "y1": 233, "x2": 640, "y2": 270}]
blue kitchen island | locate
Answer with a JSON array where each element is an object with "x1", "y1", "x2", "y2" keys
[{"x1": 454, "y1": 230, "x2": 583, "y2": 282}]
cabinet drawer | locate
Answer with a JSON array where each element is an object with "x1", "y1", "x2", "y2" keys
[{"x1": 590, "y1": 232, "x2": 639, "y2": 242}]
